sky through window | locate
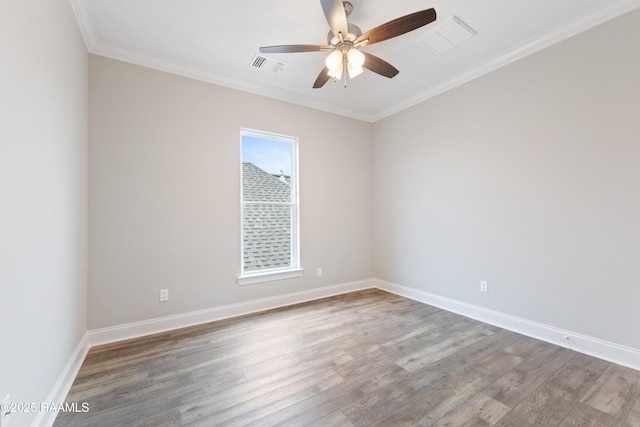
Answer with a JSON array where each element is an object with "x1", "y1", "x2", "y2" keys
[{"x1": 242, "y1": 135, "x2": 291, "y2": 175}]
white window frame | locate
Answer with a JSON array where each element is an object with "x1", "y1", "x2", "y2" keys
[{"x1": 237, "y1": 128, "x2": 303, "y2": 286}]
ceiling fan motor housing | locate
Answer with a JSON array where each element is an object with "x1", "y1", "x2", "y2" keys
[{"x1": 327, "y1": 22, "x2": 362, "y2": 46}]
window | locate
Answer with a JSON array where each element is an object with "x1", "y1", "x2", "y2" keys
[{"x1": 237, "y1": 128, "x2": 302, "y2": 285}]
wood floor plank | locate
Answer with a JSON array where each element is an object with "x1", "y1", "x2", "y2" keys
[
  {"x1": 54, "y1": 289, "x2": 640, "y2": 427},
  {"x1": 307, "y1": 410, "x2": 355, "y2": 427},
  {"x1": 341, "y1": 378, "x2": 418, "y2": 426},
  {"x1": 580, "y1": 364, "x2": 640, "y2": 419},
  {"x1": 243, "y1": 361, "x2": 413, "y2": 427},
  {"x1": 369, "y1": 348, "x2": 524, "y2": 426},
  {"x1": 558, "y1": 402, "x2": 620, "y2": 427},
  {"x1": 396, "y1": 323, "x2": 498, "y2": 372},
  {"x1": 407, "y1": 329, "x2": 524, "y2": 394},
  {"x1": 482, "y1": 343, "x2": 575, "y2": 409},
  {"x1": 181, "y1": 367, "x2": 344, "y2": 426},
  {"x1": 494, "y1": 353, "x2": 610, "y2": 426},
  {"x1": 623, "y1": 397, "x2": 640, "y2": 426},
  {"x1": 431, "y1": 392, "x2": 511, "y2": 426}
]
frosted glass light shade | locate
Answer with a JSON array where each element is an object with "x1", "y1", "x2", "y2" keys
[
  {"x1": 325, "y1": 50, "x2": 343, "y2": 71},
  {"x1": 347, "y1": 62, "x2": 363, "y2": 78},
  {"x1": 328, "y1": 64, "x2": 343, "y2": 79},
  {"x1": 347, "y1": 48, "x2": 365, "y2": 68}
]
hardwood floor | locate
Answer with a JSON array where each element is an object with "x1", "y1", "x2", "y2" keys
[{"x1": 55, "y1": 289, "x2": 640, "y2": 426}]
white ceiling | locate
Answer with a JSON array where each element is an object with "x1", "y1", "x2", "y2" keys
[{"x1": 70, "y1": 0, "x2": 639, "y2": 122}]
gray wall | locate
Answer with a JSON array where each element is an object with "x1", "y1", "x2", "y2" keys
[
  {"x1": 88, "y1": 56, "x2": 373, "y2": 329},
  {"x1": 0, "y1": 1, "x2": 88, "y2": 426},
  {"x1": 373, "y1": 9, "x2": 640, "y2": 349}
]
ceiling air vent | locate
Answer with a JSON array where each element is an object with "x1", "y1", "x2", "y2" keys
[
  {"x1": 249, "y1": 54, "x2": 287, "y2": 74},
  {"x1": 418, "y1": 16, "x2": 476, "y2": 55}
]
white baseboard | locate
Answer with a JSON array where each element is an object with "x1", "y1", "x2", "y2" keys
[
  {"x1": 374, "y1": 279, "x2": 640, "y2": 371},
  {"x1": 42, "y1": 277, "x2": 640, "y2": 427},
  {"x1": 34, "y1": 332, "x2": 90, "y2": 427},
  {"x1": 89, "y1": 279, "x2": 374, "y2": 346}
]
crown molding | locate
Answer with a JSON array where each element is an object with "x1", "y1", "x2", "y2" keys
[
  {"x1": 69, "y1": 0, "x2": 640, "y2": 123},
  {"x1": 90, "y1": 41, "x2": 373, "y2": 122},
  {"x1": 68, "y1": 0, "x2": 97, "y2": 50}
]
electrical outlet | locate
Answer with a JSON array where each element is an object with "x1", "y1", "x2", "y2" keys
[
  {"x1": 1, "y1": 394, "x2": 11, "y2": 427},
  {"x1": 480, "y1": 281, "x2": 488, "y2": 293},
  {"x1": 317, "y1": 267, "x2": 323, "y2": 277},
  {"x1": 159, "y1": 289, "x2": 169, "y2": 302}
]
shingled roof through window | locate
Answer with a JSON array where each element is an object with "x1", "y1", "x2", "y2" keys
[{"x1": 242, "y1": 162, "x2": 292, "y2": 272}]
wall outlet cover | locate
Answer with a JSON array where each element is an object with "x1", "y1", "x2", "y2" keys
[{"x1": 480, "y1": 281, "x2": 488, "y2": 292}]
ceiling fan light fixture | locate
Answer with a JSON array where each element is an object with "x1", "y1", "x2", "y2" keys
[
  {"x1": 327, "y1": 63, "x2": 343, "y2": 79},
  {"x1": 347, "y1": 62, "x2": 363, "y2": 79},
  {"x1": 325, "y1": 50, "x2": 343, "y2": 72},
  {"x1": 346, "y1": 48, "x2": 365, "y2": 68}
]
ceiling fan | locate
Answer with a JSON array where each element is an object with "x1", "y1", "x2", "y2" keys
[{"x1": 259, "y1": 0, "x2": 437, "y2": 88}]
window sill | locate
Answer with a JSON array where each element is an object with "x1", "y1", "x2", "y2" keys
[{"x1": 236, "y1": 268, "x2": 304, "y2": 286}]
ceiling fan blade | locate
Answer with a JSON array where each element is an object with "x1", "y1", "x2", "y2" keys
[
  {"x1": 355, "y1": 8, "x2": 436, "y2": 46},
  {"x1": 260, "y1": 45, "x2": 330, "y2": 54},
  {"x1": 320, "y1": 0, "x2": 349, "y2": 39},
  {"x1": 362, "y1": 52, "x2": 399, "y2": 78},
  {"x1": 313, "y1": 67, "x2": 331, "y2": 88}
]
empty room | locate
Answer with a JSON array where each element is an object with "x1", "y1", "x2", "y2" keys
[{"x1": 2, "y1": 0, "x2": 640, "y2": 426}]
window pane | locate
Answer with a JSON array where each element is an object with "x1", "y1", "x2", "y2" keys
[
  {"x1": 240, "y1": 130, "x2": 298, "y2": 276},
  {"x1": 242, "y1": 204, "x2": 292, "y2": 272},
  {"x1": 242, "y1": 136, "x2": 291, "y2": 203},
  {"x1": 242, "y1": 162, "x2": 290, "y2": 203}
]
